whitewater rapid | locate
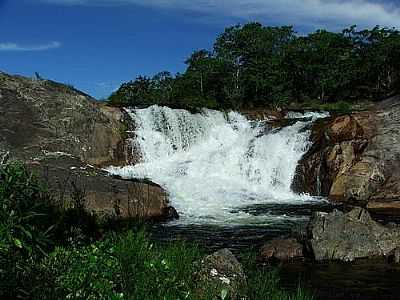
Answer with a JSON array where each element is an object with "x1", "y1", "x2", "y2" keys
[{"x1": 107, "y1": 105, "x2": 328, "y2": 225}]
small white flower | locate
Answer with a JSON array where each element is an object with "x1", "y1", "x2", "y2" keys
[
  {"x1": 210, "y1": 268, "x2": 218, "y2": 276},
  {"x1": 219, "y1": 276, "x2": 230, "y2": 285}
]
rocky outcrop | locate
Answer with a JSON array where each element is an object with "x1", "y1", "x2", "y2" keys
[
  {"x1": 0, "y1": 72, "x2": 137, "y2": 167},
  {"x1": 258, "y1": 238, "x2": 304, "y2": 262},
  {"x1": 0, "y1": 72, "x2": 173, "y2": 220},
  {"x1": 293, "y1": 96, "x2": 400, "y2": 214},
  {"x1": 195, "y1": 249, "x2": 247, "y2": 300},
  {"x1": 308, "y1": 207, "x2": 400, "y2": 262},
  {"x1": 26, "y1": 155, "x2": 176, "y2": 220}
]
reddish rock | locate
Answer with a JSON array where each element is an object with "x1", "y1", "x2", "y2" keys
[
  {"x1": 259, "y1": 238, "x2": 304, "y2": 262},
  {"x1": 26, "y1": 155, "x2": 176, "y2": 221},
  {"x1": 327, "y1": 115, "x2": 364, "y2": 143},
  {"x1": 293, "y1": 96, "x2": 400, "y2": 215}
]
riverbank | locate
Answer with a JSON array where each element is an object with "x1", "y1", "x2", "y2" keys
[
  {"x1": 0, "y1": 161, "x2": 312, "y2": 300},
  {"x1": 2, "y1": 71, "x2": 400, "y2": 299}
]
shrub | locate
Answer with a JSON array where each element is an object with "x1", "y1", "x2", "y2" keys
[
  {"x1": 40, "y1": 240, "x2": 122, "y2": 300},
  {"x1": 241, "y1": 251, "x2": 314, "y2": 300},
  {"x1": 115, "y1": 231, "x2": 202, "y2": 299},
  {"x1": 0, "y1": 162, "x2": 55, "y2": 255},
  {"x1": 40, "y1": 230, "x2": 203, "y2": 300},
  {"x1": 0, "y1": 162, "x2": 57, "y2": 298}
]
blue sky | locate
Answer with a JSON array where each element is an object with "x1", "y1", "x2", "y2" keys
[{"x1": 1, "y1": 0, "x2": 400, "y2": 99}]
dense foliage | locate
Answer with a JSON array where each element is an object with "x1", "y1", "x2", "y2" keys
[
  {"x1": 109, "y1": 24, "x2": 400, "y2": 110},
  {"x1": 0, "y1": 162, "x2": 99, "y2": 298},
  {"x1": 0, "y1": 162, "x2": 313, "y2": 299}
]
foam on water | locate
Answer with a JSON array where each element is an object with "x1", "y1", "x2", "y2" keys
[{"x1": 107, "y1": 105, "x2": 328, "y2": 225}]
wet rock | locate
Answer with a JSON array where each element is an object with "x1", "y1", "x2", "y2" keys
[
  {"x1": 195, "y1": 249, "x2": 247, "y2": 300},
  {"x1": 328, "y1": 115, "x2": 364, "y2": 143},
  {"x1": 259, "y1": 238, "x2": 304, "y2": 262},
  {"x1": 293, "y1": 96, "x2": 400, "y2": 215},
  {"x1": 26, "y1": 155, "x2": 176, "y2": 221},
  {"x1": 241, "y1": 108, "x2": 285, "y2": 122},
  {"x1": 308, "y1": 207, "x2": 400, "y2": 262}
]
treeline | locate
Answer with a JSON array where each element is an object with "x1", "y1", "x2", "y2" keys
[{"x1": 108, "y1": 23, "x2": 400, "y2": 110}]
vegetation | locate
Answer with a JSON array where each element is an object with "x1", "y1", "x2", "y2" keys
[
  {"x1": 0, "y1": 162, "x2": 313, "y2": 299},
  {"x1": 108, "y1": 24, "x2": 400, "y2": 110}
]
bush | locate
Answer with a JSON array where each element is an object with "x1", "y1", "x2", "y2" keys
[
  {"x1": 35, "y1": 230, "x2": 313, "y2": 300},
  {"x1": 38, "y1": 230, "x2": 203, "y2": 300},
  {"x1": 116, "y1": 231, "x2": 202, "y2": 299},
  {"x1": 0, "y1": 162, "x2": 57, "y2": 298},
  {"x1": 40, "y1": 240, "x2": 122, "y2": 300},
  {"x1": 0, "y1": 163, "x2": 313, "y2": 300},
  {"x1": 0, "y1": 162, "x2": 100, "y2": 298},
  {"x1": 242, "y1": 251, "x2": 314, "y2": 300},
  {"x1": 0, "y1": 162, "x2": 55, "y2": 255}
]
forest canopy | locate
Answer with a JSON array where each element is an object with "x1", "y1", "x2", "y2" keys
[{"x1": 108, "y1": 23, "x2": 400, "y2": 110}]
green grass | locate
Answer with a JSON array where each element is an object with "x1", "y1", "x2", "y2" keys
[
  {"x1": 33, "y1": 231, "x2": 314, "y2": 300},
  {"x1": 0, "y1": 163, "x2": 313, "y2": 300},
  {"x1": 242, "y1": 251, "x2": 314, "y2": 300}
]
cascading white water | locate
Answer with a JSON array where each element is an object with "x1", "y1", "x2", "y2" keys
[{"x1": 107, "y1": 105, "x2": 327, "y2": 225}]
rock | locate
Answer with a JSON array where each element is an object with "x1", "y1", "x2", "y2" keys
[
  {"x1": 0, "y1": 72, "x2": 166, "y2": 221},
  {"x1": 0, "y1": 151, "x2": 9, "y2": 165},
  {"x1": 195, "y1": 249, "x2": 247, "y2": 300},
  {"x1": 0, "y1": 72, "x2": 137, "y2": 167},
  {"x1": 293, "y1": 96, "x2": 400, "y2": 214},
  {"x1": 259, "y1": 238, "x2": 304, "y2": 262},
  {"x1": 328, "y1": 115, "x2": 364, "y2": 143},
  {"x1": 308, "y1": 207, "x2": 400, "y2": 262},
  {"x1": 394, "y1": 248, "x2": 400, "y2": 264},
  {"x1": 241, "y1": 108, "x2": 285, "y2": 122},
  {"x1": 26, "y1": 155, "x2": 176, "y2": 221}
]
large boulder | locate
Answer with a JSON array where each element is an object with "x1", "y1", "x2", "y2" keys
[
  {"x1": 26, "y1": 155, "x2": 176, "y2": 220},
  {"x1": 293, "y1": 96, "x2": 400, "y2": 214},
  {"x1": 0, "y1": 72, "x2": 136, "y2": 166},
  {"x1": 0, "y1": 71, "x2": 174, "y2": 220},
  {"x1": 195, "y1": 249, "x2": 247, "y2": 300},
  {"x1": 308, "y1": 207, "x2": 400, "y2": 262}
]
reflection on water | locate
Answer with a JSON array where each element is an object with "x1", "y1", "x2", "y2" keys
[
  {"x1": 149, "y1": 202, "x2": 400, "y2": 300},
  {"x1": 151, "y1": 202, "x2": 333, "y2": 251},
  {"x1": 280, "y1": 261, "x2": 400, "y2": 300}
]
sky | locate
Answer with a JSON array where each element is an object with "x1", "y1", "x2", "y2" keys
[{"x1": 1, "y1": 0, "x2": 400, "y2": 99}]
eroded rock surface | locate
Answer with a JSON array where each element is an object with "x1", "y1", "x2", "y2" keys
[
  {"x1": 308, "y1": 207, "x2": 400, "y2": 262},
  {"x1": 0, "y1": 72, "x2": 173, "y2": 220},
  {"x1": 27, "y1": 155, "x2": 176, "y2": 220},
  {"x1": 293, "y1": 96, "x2": 400, "y2": 214},
  {"x1": 0, "y1": 72, "x2": 136, "y2": 166}
]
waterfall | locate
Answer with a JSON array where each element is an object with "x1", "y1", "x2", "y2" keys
[{"x1": 107, "y1": 105, "x2": 327, "y2": 225}]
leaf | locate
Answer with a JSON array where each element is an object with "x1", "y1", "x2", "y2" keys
[
  {"x1": 220, "y1": 288, "x2": 229, "y2": 300},
  {"x1": 14, "y1": 238, "x2": 23, "y2": 248}
]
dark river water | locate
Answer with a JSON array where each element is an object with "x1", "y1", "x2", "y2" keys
[{"x1": 150, "y1": 202, "x2": 400, "y2": 300}]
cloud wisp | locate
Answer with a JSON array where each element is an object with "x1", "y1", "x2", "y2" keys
[
  {"x1": 0, "y1": 41, "x2": 61, "y2": 51},
  {"x1": 41, "y1": 0, "x2": 400, "y2": 29}
]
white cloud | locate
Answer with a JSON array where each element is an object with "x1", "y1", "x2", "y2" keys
[
  {"x1": 0, "y1": 41, "x2": 61, "y2": 51},
  {"x1": 41, "y1": 0, "x2": 400, "y2": 29}
]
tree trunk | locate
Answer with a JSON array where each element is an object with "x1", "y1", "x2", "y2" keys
[{"x1": 200, "y1": 73, "x2": 204, "y2": 96}]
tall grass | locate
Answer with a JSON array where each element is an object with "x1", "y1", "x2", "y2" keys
[
  {"x1": 0, "y1": 163, "x2": 313, "y2": 300},
  {"x1": 242, "y1": 251, "x2": 314, "y2": 300}
]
